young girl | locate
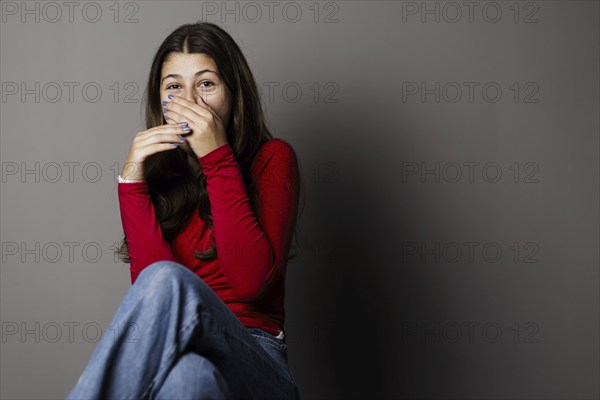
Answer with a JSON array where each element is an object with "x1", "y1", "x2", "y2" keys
[{"x1": 67, "y1": 22, "x2": 302, "y2": 400}]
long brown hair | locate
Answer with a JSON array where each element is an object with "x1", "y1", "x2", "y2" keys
[{"x1": 115, "y1": 22, "x2": 304, "y2": 263}]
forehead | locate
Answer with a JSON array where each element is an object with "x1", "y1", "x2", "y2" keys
[{"x1": 161, "y1": 52, "x2": 218, "y2": 75}]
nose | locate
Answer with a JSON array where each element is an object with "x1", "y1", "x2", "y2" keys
[{"x1": 181, "y1": 88, "x2": 196, "y2": 103}]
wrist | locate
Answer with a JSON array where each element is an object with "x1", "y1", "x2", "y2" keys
[
  {"x1": 118, "y1": 174, "x2": 144, "y2": 183},
  {"x1": 190, "y1": 134, "x2": 228, "y2": 157},
  {"x1": 197, "y1": 142, "x2": 231, "y2": 163}
]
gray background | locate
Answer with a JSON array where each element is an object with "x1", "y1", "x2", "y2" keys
[{"x1": 1, "y1": 1, "x2": 598, "y2": 399}]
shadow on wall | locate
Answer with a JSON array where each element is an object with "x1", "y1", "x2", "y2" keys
[{"x1": 288, "y1": 100, "x2": 406, "y2": 399}]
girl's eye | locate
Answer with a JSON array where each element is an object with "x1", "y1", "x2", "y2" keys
[
  {"x1": 165, "y1": 81, "x2": 214, "y2": 90},
  {"x1": 199, "y1": 81, "x2": 214, "y2": 89}
]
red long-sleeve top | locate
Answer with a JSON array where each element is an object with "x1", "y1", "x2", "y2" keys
[{"x1": 117, "y1": 139, "x2": 300, "y2": 336}]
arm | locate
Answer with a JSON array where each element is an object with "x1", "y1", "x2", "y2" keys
[
  {"x1": 198, "y1": 140, "x2": 300, "y2": 301},
  {"x1": 118, "y1": 182, "x2": 178, "y2": 284}
]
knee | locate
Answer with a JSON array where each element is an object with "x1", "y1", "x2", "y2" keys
[
  {"x1": 136, "y1": 261, "x2": 194, "y2": 291},
  {"x1": 133, "y1": 261, "x2": 215, "y2": 313}
]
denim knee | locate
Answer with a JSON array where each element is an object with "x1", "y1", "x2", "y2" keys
[{"x1": 136, "y1": 260, "x2": 191, "y2": 286}]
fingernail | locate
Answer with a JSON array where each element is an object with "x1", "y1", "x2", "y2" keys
[
  {"x1": 171, "y1": 143, "x2": 180, "y2": 147},
  {"x1": 161, "y1": 101, "x2": 168, "y2": 106},
  {"x1": 167, "y1": 94, "x2": 174, "y2": 100},
  {"x1": 179, "y1": 135, "x2": 187, "y2": 141},
  {"x1": 182, "y1": 126, "x2": 190, "y2": 131},
  {"x1": 178, "y1": 121, "x2": 188, "y2": 126},
  {"x1": 163, "y1": 108, "x2": 168, "y2": 113}
]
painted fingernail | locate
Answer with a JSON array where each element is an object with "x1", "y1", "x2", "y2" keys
[
  {"x1": 182, "y1": 126, "x2": 191, "y2": 131},
  {"x1": 178, "y1": 121, "x2": 188, "y2": 126},
  {"x1": 163, "y1": 108, "x2": 168, "y2": 113},
  {"x1": 171, "y1": 143, "x2": 180, "y2": 147},
  {"x1": 161, "y1": 101, "x2": 168, "y2": 106},
  {"x1": 178, "y1": 135, "x2": 187, "y2": 141},
  {"x1": 167, "y1": 94, "x2": 174, "y2": 100}
]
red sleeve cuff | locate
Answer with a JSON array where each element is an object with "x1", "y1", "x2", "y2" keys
[
  {"x1": 118, "y1": 181, "x2": 148, "y2": 194},
  {"x1": 198, "y1": 143, "x2": 232, "y2": 167}
]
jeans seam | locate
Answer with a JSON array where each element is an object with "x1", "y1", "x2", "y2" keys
[
  {"x1": 208, "y1": 314, "x2": 295, "y2": 389},
  {"x1": 142, "y1": 312, "x2": 200, "y2": 400},
  {"x1": 250, "y1": 333, "x2": 287, "y2": 352}
]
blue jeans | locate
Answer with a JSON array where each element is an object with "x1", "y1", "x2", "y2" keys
[{"x1": 66, "y1": 261, "x2": 301, "y2": 400}]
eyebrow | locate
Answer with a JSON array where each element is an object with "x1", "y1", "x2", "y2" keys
[{"x1": 161, "y1": 69, "x2": 219, "y2": 83}]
